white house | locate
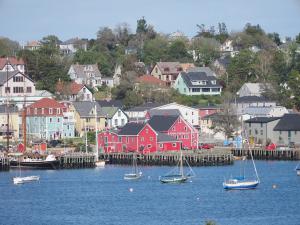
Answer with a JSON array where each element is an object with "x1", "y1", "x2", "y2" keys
[
  {"x1": 153, "y1": 102, "x2": 200, "y2": 128},
  {"x1": 101, "y1": 77, "x2": 114, "y2": 88},
  {"x1": 243, "y1": 106, "x2": 288, "y2": 120},
  {"x1": 102, "y1": 107, "x2": 128, "y2": 128},
  {"x1": 0, "y1": 57, "x2": 25, "y2": 73},
  {"x1": 68, "y1": 64, "x2": 102, "y2": 89},
  {"x1": 238, "y1": 83, "x2": 271, "y2": 97},
  {"x1": 56, "y1": 81, "x2": 93, "y2": 101},
  {"x1": 59, "y1": 38, "x2": 88, "y2": 55}
]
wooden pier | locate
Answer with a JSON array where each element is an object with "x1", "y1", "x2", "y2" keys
[
  {"x1": 231, "y1": 148, "x2": 300, "y2": 160},
  {"x1": 99, "y1": 149, "x2": 233, "y2": 166},
  {"x1": 58, "y1": 153, "x2": 96, "y2": 169},
  {"x1": 0, "y1": 156, "x2": 10, "y2": 171}
]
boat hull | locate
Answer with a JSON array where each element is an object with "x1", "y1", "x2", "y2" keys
[
  {"x1": 160, "y1": 175, "x2": 188, "y2": 184},
  {"x1": 13, "y1": 176, "x2": 40, "y2": 185},
  {"x1": 124, "y1": 172, "x2": 142, "y2": 180},
  {"x1": 223, "y1": 180, "x2": 259, "y2": 190},
  {"x1": 297, "y1": 170, "x2": 300, "y2": 176},
  {"x1": 10, "y1": 160, "x2": 60, "y2": 170},
  {"x1": 95, "y1": 161, "x2": 105, "y2": 167}
]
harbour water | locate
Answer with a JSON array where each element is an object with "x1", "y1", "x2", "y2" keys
[{"x1": 0, "y1": 160, "x2": 299, "y2": 225}]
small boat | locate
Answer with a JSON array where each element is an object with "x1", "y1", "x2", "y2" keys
[
  {"x1": 295, "y1": 162, "x2": 300, "y2": 176},
  {"x1": 223, "y1": 132, "x2": 260, "y2": 190},
  {"x1": 13, "y1": 176, "x2": 40, "y2": 185},
  {"x1": 95, "y1": 160, "x2": 105, "y2": 167},
  {"x1": 124, "y1": 154, "x2": 142, "y2": 180},
  {"x1": 160, "y1": 150, "x2": 194, "y2": 184}
]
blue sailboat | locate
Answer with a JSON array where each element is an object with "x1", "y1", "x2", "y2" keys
[{"x1": 223, "y1": 134, "x2": 260, "y2": 190}]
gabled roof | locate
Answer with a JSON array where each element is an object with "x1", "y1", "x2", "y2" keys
[
  {"x1": 56, "y1": 81, "x2": 85, "y2": 95},
  {"x1": 239, "y1": 83, "x2": 270, "y2": 96},
  {"x1": 97, "y1": 100, "x2": 123, "y2": 108},
  {"x1": 118, "y1": 122, "x2": 145, "y2": 135},
  {"x1": 186, "y1": 67, "x2": 216, "y2": 76},
  {"x1": 28, "y1": 98, "x2": 64, "y2": 109},
  {"x1": 148, "y1": 115, "x2": 179, "y2": 132},
  {"x1": 35, "y1": 90, "x2": 53, "y2": 97},
  {"x1": 148, "y1": 109, "x2": 181, "y2": 117},
  {"x1": 244, "y1": 106, "x2": 287, "y2": 115},
  {"x1": 136, "y1": 75, "x2": 167, "y2": 86},
  {"x1": 25, "y1": 41, "x2": 41, "y2": 47},
  {"x1": 155, "y1": 62, "x2": 182, "y2": 75},
  {"x1": 101, "y1": 107, "x2": 119, "y2": 118},
  {"x1": 234, "y1": 96, "x2": 274, "y2": 103},
  {"x1": 72, "y1": 101, "x2": 103, "y2": 117},
  {"x1": 70, "y1": 64, "x2": 101, "y2": 79},
  {"x1": 0, "y1": 57, "x2": 24, "y2": 69},
  {"x1": 157, "y1": 132, "x2": 179, "y2": 142},
  {"x1": 0, "y1": 71, "x2": 33, "y2": 86},
  {"x1": 180, "y1": 71, "x2": 221, "y2": 88},
  {"x1": 274, "y1": 114, "x2": 300, "y2": 131},
  {"x1": 244, "y1": 117, "x2": 281, "y2": 123}
]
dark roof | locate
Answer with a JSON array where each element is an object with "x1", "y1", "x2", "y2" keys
[
  {"x1": 97, "y1": 100, "x2": 123, "y2": 108},
  {"x1": 0, "y1": 71, "x2": 23, "y2": 85},
  {"x1": 157, "y1": 132, "x2": 179, "y2": 142},
  {"x1": 234, "y1": 96, "x2": 274, "y2": 103},
  {"x1": 274, "y1": 114, "x2": 300, "y2": 131},
  {"x1": 148, "y1": 109, "x2": 181, "y2": 117},
  {"x1": 245, "y1": 117, "x2": 281, "y2": 123},
  {"x1": 148, "y1": 115, "x2": 179, "y2": 132},
  {"x1": 118, "y1": 122, "x2": 145, "y2": 135},
  {"x1": 127, "y1": 102, "x2": 164, "y2": 112},
  {"x1": 0, "y1": 104, "x2": 18, "y2": 113},
  {"x1": 180, "y1": 72, "x2": 221, "y2": 88},
  {"x1": 216, "y1": 55, "x2": 231, "y2": 68}
]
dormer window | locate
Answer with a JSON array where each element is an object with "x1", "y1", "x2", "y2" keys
[
  {"x1": 164, "y1": 67, "x2": 170, "y2": 72},
  {"x1": 34, "y1": 108, "x2": 37, "y2": 115},
  {"x1": 211, "y1": 80, "x2": 216, "y2": 85},
  {"x1": 49, "y1": 108, "x2": 53, "y2": 114},
  {"x1": 41, "y1": 108, "x2": 44, "y2": 114},
  {"x1": 57, "y1": 108, "x2": 60, "y2": 114}
]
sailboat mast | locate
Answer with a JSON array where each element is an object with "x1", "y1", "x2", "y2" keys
[
  {"x1": 85, "y1": 120, "x2": 88, "y2": 153},
  {"x1": 95, "y1": 104, "x2": 98, "y2": 160},
  {"x1": 5, "y1": 57, "x2": 9, "y2": 151},
  {"x1": 180, "y1": 148, "x2": 184, "y2": 177}
]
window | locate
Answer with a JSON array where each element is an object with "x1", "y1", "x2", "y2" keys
[
  {"x1": 147, "y1": 144, "x2": 152, "y2": 149},
  {"x1": 5, "y1": 87, "x2": 10, "y2": 93},
  {"x1": 13, "y1": 87, "x2": 24, "y2": 93},
  {"x1": 118, "y1": 111, "x2": 121, "y2": 117},
  {"x1": 160, "y1": 144, "x2": 163, "y2": 148},
  {"x1": 260, "y1": 130, "x2": 263, "y2": 135},
  {"x1": 295, "y1": 131, "x2": 297, "y2": 135},
  {"x1": 57, "y1": 118, "x2": 60, "y2": 122},
  {"x1": 260, "y1": 123, "x2": 263, "y2": 128},
  {"x1": 26, "y1": 87, "x2": 32, "y2": 93},
  {"x1": 118, "y1": 137, "x2": 122, "y2": 142},
  {"x1": 104, "y1": 137, "x2": 108, "y2": 143},
  {"x1": 126, "y1": 137, "x2": 129, "y2": 143},
  {"x1": 184, "y1": 88, "x2": 186, "y2": 92},
  {"x1": 155, "y1": 67, "x2": 158, "y2": 73},
  {"x1": 172, "y1": 127, "x2": 175, "y2": 131},
  {"x1": 13, "y1": 76, "x2": 24, "y2": 82},
  {"x1": 249, "y1": 129, "x2": 252, "y2": 135},
  {"x1": 34, "y1": 108, "x2": 37, "y2": 115},
  {"x1": 249, "y1": 123, "x2": 251, "y2": 127},
  {"x1": 114, "y1": 119, "x2": 118, "y2": 126},
  {"x1": 50, "y1": 118, "x2": 52, "y2": 123},
  {"x1": 41, "y1": 108, "x2": 44, "y2": 114},
  {"x1": 172, "y1": 143, "x2": 176, "y2": 147},
  {"x1": 141, "y1": 137, "x2": 144, "y2": 141},
  {"x1": 146, "y1": 129, "x2": 148, "y2": 134},
  {"x1": 184, "y1": 126, "x2": 187, "y2": 131},
  {"x1": 255, "y1": 129, "x2": 258, "y2": 135},
  {"x1": 49, "y1": 108, "x2": 53, "y2": 114},
  {"x1": 150, "y1": 137, "x2": 153, "y2": 141},
  {"x1": 57, "y1": 108, "x2": 60, "y2": 114},
  {"x1": 121, "y1": 119, "x2": 125, "y2": 126},
  {"x1": 86, "y1": 118, "x2": 90, "y2": 122}
]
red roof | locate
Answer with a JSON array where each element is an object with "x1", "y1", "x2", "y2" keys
[
  {"x1": 0, "y1": 57, "x2": 24, "y2": 69},
  {"x1": 27, "y1": 98, "x2": 66, "y2": 116},
  {"x1": 136, "y1": 75, "x2": 167, "y2": 86},
  {"x1": 56, "y1": 81, "x2": 84, "y2": 95}
]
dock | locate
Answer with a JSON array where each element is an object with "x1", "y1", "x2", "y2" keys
[
  {"x1": 58, "y1": 153, "x2": 96, "y2": 169},
  {"x1": 0, "y1": 156, "x2": 9, "y2": 171},
  {"x1": 231, "y1": 148, "x2": 300, "y2": 160},
  {"x1": 99, "y1": 149, "x2": 233, "y2": 166}
]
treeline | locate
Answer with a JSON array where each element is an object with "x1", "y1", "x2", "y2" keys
[{"x1": 0, "y1": 19, "x2": 300, "y2": 108}]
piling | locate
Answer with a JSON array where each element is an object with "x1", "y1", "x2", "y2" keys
[
  {"x1": 231, "y1": 148, "x2": 300, "y2": 160},
  {"x1": 59, "y1": 153, "x2": 96, "y2": 169}
]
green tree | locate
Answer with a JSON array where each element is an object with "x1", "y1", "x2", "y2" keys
[
  {"x1": 0, "y1": 37, "x2": 20, "y2": 57},
  {"x1": 143, "y1": 35, "x2": 168, "y2": 64},
  {"x1": 167, "y1": 39, "x2": 191, "y2": 62},
  {"x1": 287, "y1": 70, "x2": 300, "y2": 110},
  {"x1": 136, "y1": 17, "x2": 148, "y2": 34},
  {"x1": 268, "y1": 32, "x2": 281, "y2": 46}
]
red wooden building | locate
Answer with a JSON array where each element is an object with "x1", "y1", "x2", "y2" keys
[{"x1": 98, "y1": 115, "x2": 198, "y2": 153}]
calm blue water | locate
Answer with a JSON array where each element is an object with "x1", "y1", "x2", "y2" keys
[{"x1": 0, "y1": 161, "x2": 300, "y2": 225}]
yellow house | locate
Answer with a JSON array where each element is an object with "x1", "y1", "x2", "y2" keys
[
  {"x1": 70, "y1": 102, "x2": 106, "y2": 137},
  {"x1": 0, "y1": 105, "x2": 20, "y2": 142}
]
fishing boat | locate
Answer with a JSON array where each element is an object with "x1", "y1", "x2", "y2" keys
[
  {"x1": 124, "y1": 154, "x2": 142, "y2": 180},
  {"x1": 160, "y1": 150, "x2": 195, "y2": 184},
  {"x1": 94, "y1": 104, "x2": 105, "y2": 167},
  {"x1": 10, "y1": 154, "x2": 59, "y2": 170},
  {"x1": 223, "y1": 132, "x2": 260, "y2": 190}
]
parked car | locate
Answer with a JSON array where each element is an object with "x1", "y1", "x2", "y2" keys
[{"x1": 199, "y1": 143, "x2": 214, "y2": 149}]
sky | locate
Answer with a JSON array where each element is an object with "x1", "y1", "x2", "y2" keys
[{"x1": 0, "y1": 0, "x2": 300, "y2": 44}]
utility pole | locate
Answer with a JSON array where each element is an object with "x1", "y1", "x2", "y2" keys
[{"x1": 5, "y1": 57, "x2": 9, "y2": 152}]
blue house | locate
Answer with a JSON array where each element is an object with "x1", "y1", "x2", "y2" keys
[
  {"x1": 174, "y1": 70, "x2": 222, "y2": 96},
  {"x1": 26, "y1": 98, "x2": 75, "y2": 141}
]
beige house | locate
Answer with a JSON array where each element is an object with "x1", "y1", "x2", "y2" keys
[
  {"x1": 70, "y1": 102, "x2": 106, "y2": 137},
  {"x1": 150, "y1": 62, "x2": 182, "y2": 87},
  {"x1": 0, "y1": 105, "x2": 19, "y2": 142}
]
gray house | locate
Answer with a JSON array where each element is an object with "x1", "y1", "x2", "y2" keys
[
  {"x1": 244, "y1": 117, "x2": 281, "y2": 145},
  {"x1": 273, "y1": 114, "x2": 300, "y2": 146}
]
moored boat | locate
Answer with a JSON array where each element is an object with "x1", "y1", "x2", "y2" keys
[
  {"x1": 124, "y1": 154, "x2": 142, "y2": 180},
  {"x1": 10, "y1": 154, "x2": 59, "y2": 170},
  {"x1": 223, "y1": 178, "x2": 259, "y2": 190},
  {"x1": 13, "y1": 175, "x2": 40, "y2": 185}
]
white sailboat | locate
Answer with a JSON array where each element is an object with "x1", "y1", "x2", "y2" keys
[
  {"x1": 223, "y1": 132, "x2": 260, "y2": 190},
  {"x1": 124, "y1": 154, "x2": 142, "y2": 180},
  {"x1": 160, "y1": 149, "x2": 195, "y2": 184},
  {"x1": 94, "y1": 104, "x2": 105, "y2": 167},
  {"x1": 13, "y1": 156, "x2": 40, "y2": 185},
  {"x1": 295, "y1": 162, "x2": 300, "y2": 176}
]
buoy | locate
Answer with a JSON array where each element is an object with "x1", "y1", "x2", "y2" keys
[
  {"x1": 129, "y1": 188, "x2": 133, "y2": 192},
  {"x1": 272, "y1": 184, "x2": 277, "y2": 189},
  {"x1": 196, "y1": 197, "x2": 200, "y2": 201}
]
